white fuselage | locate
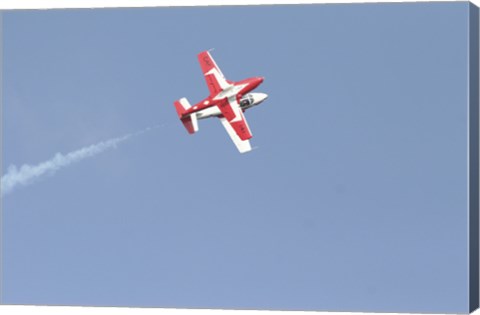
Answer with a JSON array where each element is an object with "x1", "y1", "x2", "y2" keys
[{"x1": 196, "y1": 92, "x2": 268, "y2": 120}]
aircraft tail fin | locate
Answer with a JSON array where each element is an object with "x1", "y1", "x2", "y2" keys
[{"x1": 174, "y1": 98, "x2": 198, "y2": 134}]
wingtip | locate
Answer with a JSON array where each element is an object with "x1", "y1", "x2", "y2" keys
[
  {"x1": 239, "y1": 145, "x2": 257, "y2": 154},
  {"x1": 197, "y1": 48, "x2": 215, "y2": 58}
]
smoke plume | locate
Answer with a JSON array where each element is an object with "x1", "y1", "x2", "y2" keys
[{"x1": 1, "y1": 125, "x2": 159, "y2": 196}]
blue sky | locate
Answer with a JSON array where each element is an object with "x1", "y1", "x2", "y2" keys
[{"x1": 1, "y1": 2, "x2": 473, "y2": 313}]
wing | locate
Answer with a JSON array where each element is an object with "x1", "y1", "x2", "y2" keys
[
  {"x1": 219, "y1": 117, "x2": 252, "y2": 154},
  {"x1": 198, "y1": 50, "x2": 231, "y2": 96},
  {"x1": 217, "y1": 96, "x2": 253, "y2": 140},
  {"x1": 217, "y1": 96, "x2": 253, "y2": 153}
]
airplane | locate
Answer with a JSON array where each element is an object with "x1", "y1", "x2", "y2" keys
[{"x1": 174, "y1": 50, "x2": 268, "y2": 153}]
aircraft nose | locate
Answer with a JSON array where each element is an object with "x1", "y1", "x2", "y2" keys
[{"x1": 252, "y1": 92, "x2": 268, "y2": 104}]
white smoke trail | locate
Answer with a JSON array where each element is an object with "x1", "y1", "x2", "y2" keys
[{"x1": 1, "y1": 125, "x2": 160, "y2": 196}]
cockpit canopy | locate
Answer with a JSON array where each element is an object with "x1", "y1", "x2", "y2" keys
[{"x1": 240, "y1": 94, "x2": 255, "y2": 107}]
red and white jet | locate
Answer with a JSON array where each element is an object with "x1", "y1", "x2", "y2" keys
[{"x1": 174, "y1": 50, "x2": 267, "y2": 153}]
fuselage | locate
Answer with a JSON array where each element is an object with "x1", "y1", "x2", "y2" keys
[
  {"x1": 183, "y1": 76, "x2": 265, "y2": 118},
  {"x1": 197, "y1": 92, "x2": 268, "y2": 120}
]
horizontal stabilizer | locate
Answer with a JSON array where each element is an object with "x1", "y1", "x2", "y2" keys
[
  {"x1": 174, "y1": 98, "x2": 191, "y2": 118},
  {"x1": 174, "y1": 98, "x2": 198, "y2": 134},
  {"x1": 181, "y1": 115, "x2": 198, "y2": 134}
]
